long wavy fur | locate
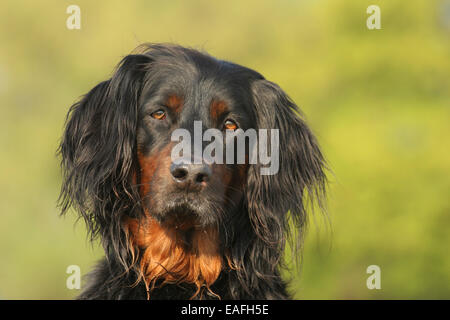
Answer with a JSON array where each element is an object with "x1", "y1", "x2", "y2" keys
[{"x1": 58, "y1": 43, "x2": 327, "y2": 299}]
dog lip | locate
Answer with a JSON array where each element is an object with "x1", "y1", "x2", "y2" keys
[
  {"x1": 163, "y1": 200, "x2": 199, "y2": 218},
  {"x1": 159, "y1": 202, "x2": 200, "y2": 230}
]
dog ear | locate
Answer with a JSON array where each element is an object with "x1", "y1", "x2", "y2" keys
[
  {"x1": 58, "y1": 54, "x2": 152, "y2": 243},
  {"x1": 246, "y1": 79, "x2": 327, "y2": 252}
]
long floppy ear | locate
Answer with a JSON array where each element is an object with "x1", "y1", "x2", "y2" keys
[
  {"x1": 58, "y1": 54, "x2": 152, "y2": 256},
  {"x1": 247, "y1": 79, "x2": 327, "y2": 258}
]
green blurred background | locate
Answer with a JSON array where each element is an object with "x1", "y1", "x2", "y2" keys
[{"x1": 0, "y1": 0, "x2": 449, "y2": 299}]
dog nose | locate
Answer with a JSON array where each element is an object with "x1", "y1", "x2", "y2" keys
[{"x1": 170, "y1": 161, "x2": 212, "y2": 189}]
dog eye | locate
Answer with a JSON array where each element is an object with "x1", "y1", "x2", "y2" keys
[
  {"x1": 223, "y1": 119, "x2": 238, "y2": 130},
  {"x1": 151, "y1": 110, "x2": 166, "y2": 120}
]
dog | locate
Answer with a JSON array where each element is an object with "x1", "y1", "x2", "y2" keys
[{"x1": 58, "y1": 43, "x2": 327, "y2": 299}]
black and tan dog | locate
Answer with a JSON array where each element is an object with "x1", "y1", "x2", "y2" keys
[{"x1": 58, "y1": 43, "x2": 327, "y2": 299}]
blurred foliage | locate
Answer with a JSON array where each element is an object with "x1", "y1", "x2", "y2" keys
[{"x1": 0, "y1": 0, "x2": 448, "y2": 299}]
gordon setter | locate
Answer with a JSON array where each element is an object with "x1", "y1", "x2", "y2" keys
[{"x1": 58, "y1": 43, "x2": 327, "y2": 299}]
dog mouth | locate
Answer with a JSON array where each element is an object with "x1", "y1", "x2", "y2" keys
[
  {"x1": 150, "y1": 190, "x2": 221, "y2": 230},
  {"x1": 158, "y1": 200, "x2": 202, "y2": 230}
]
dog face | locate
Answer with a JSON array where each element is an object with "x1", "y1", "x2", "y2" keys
[
  {"x1": 59, "y1": 44, "x2": 327, "y2": 298},
  {"x1": 135, "y1": 57, "x2": 258, "y2": 229}
]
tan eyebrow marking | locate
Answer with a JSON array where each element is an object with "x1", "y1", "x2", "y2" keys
[
  {"x1": 210, "y1": 100, "x2": 228, "y2": 121},
  {"x1": 165, "y1": 94, "x2": 183, "y2": 113}
]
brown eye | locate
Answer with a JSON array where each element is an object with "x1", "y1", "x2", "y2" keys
[
  {"x1": 151, "y1": 110, "x2": 166, "y2": 120},
  {"x1": 223, "y1": 119, "x2": 238, "y2": 130}
]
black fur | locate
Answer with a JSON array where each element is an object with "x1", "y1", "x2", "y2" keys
[{"x1": 58, "y1": 43, "x2": 327, "y2": 299}]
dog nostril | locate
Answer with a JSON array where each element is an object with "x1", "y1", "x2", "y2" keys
[
  {"x1": 193, "y1": 165, "x2": 212, "y2": 185},
  {"x1": 171, "y1": 167, "x2": 188, "y2": 180},
  {"x1": 195, "y1": 172, "x2": 209, "y2": 184}
]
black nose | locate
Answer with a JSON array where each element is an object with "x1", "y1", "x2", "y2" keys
[{"x1": 170, "y1": 161, "x2": 212, "y2": 189}]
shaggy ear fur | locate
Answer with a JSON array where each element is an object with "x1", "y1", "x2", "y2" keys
[
  {"x1": 58, "y1": 54, "x2": 152, "y2": 266},
  {"x1": 228, "y1": 79, "x2": 327, "y2": 298},
  {"x1": 249, "y1": 79, "x2": 327, "y2": 241}
]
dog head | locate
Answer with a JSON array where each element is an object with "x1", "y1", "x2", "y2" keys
[{"x1": 59, "y1": 43, "x2": 327, "y2": 298}]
